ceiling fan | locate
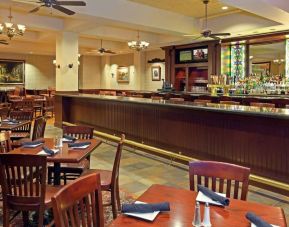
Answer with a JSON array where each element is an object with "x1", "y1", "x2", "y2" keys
[
  {"x1": 14, "y1": 0, "x2": 86, "y2": 15},
  {"x1": 184, "y1": 0, "x2": 231, "y2": 40},
  {"x1": 97, "y1": 40, "x2": 116, "y2": 54},
  {"x1": 0, "y1": 40, "x2": 8, "y2": 45}
]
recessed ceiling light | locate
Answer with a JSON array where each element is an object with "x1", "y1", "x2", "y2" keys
[{"x1": 222, "y1": 6, "x2": 228, "y2": 10}]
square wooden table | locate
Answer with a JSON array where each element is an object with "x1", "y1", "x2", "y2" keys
[
  {"x1": 0, "y1": 120, "x2": 31, "y2": 131},
  {"x1": 10, "y1": 138, "x2": 102, "y2": 185},
  {"x1": 110, "y1": 184, "x2": 287, "y2": 227}
]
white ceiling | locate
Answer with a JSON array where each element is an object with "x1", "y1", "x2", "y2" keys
[{"x1": 0, "y1": 0, "x2": 288, "y2": 56}]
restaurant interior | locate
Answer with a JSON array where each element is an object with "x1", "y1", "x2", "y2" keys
[{"x1": 0, "y1": 0, "x2": 289, "y2": 226}]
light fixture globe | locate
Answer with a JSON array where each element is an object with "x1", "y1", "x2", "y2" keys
[
  {"x1": 0, "y1": 7, "x2": 26, "y2": 40},
  {"x1": 128, "y1": 31, "x2": 149, "y2": 51}
]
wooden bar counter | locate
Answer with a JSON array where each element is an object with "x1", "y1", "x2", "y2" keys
[{"x1": 55, "y1": 93, "x2": 289, "y2": 186}]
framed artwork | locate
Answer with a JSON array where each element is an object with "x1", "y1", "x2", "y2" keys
[
  {"x1": 252, "y1": 62, "x2": 271, "y2": 75},
  {"x1": 0, "y1": 59, "x2": 25, "y2": 84},
  {"x1": 152, "y1": 66, "x2": 161, "y2": 81},
  {"x1": 117, "y1": 66, "x2": 129, "y2": 83}
]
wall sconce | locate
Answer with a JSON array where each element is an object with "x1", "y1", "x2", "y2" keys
[{"x1": 68, "y1": 63, "x2": 73, "y2": 68}]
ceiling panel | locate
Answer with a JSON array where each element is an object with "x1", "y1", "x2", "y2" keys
[{"x1": 129, "y1": 0, "x2": 237, "y2": 18}]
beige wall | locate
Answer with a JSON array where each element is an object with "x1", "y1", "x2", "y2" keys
[
  {"x1": 79, "y1": 55, "x2": 101, "y2": 89},
  {"x1": 100, "y1": 53, "x2": 138, "y2": 90},
  {"x1": 144, "y1": 49, "x2": 165, "y2": 91},
  {"x1": 0, "y1": 53, "x2": 55, "y2": 90},
  {"x1": 98, "y1": 49, "x2": 165, "y2": 91}
]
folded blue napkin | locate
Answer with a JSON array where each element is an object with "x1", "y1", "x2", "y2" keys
[
  {"x1": 42, "y1": 146, "x2": 55, "y2": 156},
  {"x1": 68, "y1": 142, "x2": 91, "y2": 148},
  {"x1": 246, "y1": 212, "x2": 273, "y2": 227},
  {"x1": 63, "y1": 135, "x2": 76, "y2": 142},
  {"x1": 197, "y1": 185, "x2": 230, "y2": 206},
  {"x1": 121, "y1": 202, "x2": 170, "y2": 213},
  {"x1": 22, "y1": 139, "x2": 45, "y2": 147}
]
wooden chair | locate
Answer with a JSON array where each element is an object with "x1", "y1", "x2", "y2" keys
[
  {"x1": 12, "y1": 116, "x2": 47, "y2": 148},
  {"x1": 52, "y1": 173, "x2": 104, "y2": 227},
  {"x1": 189, "y1": 161, "x2": 250, "y2": 201},
  {"x1": 48, "y1": 125, "x2": 94, "y2": 184},
  {"x1": 220, "y1": 101, "x2": 240, "y2": 105},
  {"x1": 9, "y1": 111, "x2": 34, "y2": 140},
  {"x1": 43, "y1": 97, "x2": 54, "y2": 117},
  {"x1": 0, "y1": 154, "x2": 61, "y2": 227},
  {"x1": 0, "y1": 102, "x2": 12, "y2": 109},
  {"x1": 82, "y1": 134, "x2": 125, "y2": 219},
  {"x1": 12, "y1": 98, "x2": 34, "y2": 112},
  {"x1": 250, "y1": 102, "x2": 275, "y2": 108}
]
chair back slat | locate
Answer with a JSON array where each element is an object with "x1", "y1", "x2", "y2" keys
[
  {"x1": 189, "y1": 161, "x2": 250, "y2": 201},
  {"x1": 211, "y1": 177, "x2": 216, "y2": 191},
  {"x1": 63, "y1": 126, "x2": 94, "y2": 139},
  {"x1": 52, "y1": 173, "x2": 104, "y2": 227},
  {"x1": 32, "y1": 116, "x2": 47, "y2": 140},
  {"x1": 234, "y1": 181, "x2": 240, "y2": 199}
]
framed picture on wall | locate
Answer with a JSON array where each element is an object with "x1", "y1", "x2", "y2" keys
[
  {"x1": 117, "y1": 66, "x2": 130, "y2": 83},
  {"x1": 152, "y1": 66, "x2": 161, "y2": 81},
  {"x1": 0, "y1": 59, "x2": 25, "y2": 84}
]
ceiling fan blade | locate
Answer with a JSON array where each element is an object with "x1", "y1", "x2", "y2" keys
[
  {"x1": 210, "y1": 32, "x2": 231, "y2": 37},
  {"x1": 56, "y1": 1, "x2": 86, "y2": 6},
  {"x1": 52, "y1": 4, "x2": 75, "y2": 15},
  {"x1": 29, "y1": 5, "x2": 43, "y2": 13}
]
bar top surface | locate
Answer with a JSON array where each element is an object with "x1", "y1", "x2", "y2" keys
[{"x1": 56, "y1": 92, "x2": 289, "y2": 120}]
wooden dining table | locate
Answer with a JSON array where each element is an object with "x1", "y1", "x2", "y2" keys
[
  {"x1": 0, "y1": 120, "x2": 31, "y2": 131},
  {"x1": 9, "y1": 138, "x2": 102, "y2": 185},
  {"x1": 110, "y1": 184, "x2": 287, "y2": 227}
]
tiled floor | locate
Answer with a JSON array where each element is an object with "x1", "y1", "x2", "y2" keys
[{"x1": 45, "y1": 121, "x2": 289, "y2": 223}]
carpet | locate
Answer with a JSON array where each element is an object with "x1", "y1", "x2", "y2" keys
[{"x1": 0, "y1": 190, "x2": 135, "y2": 226}]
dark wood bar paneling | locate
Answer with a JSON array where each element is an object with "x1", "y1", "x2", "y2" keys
[{"x1": 56, "y1": 94, "x2": 289, "y2": 184}]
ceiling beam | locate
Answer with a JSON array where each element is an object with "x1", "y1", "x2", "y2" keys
[{"x1": 220, "y1": 0, "x2": 289, "y2": 25}]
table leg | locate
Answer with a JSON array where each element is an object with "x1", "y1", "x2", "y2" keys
[{"x1": 53, "y1": 163, "x2": 61, "y2": 186}]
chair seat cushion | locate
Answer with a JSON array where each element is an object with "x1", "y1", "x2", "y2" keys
[{"x1": 81, "y1": 169, "x2": 112, "y2": 189}]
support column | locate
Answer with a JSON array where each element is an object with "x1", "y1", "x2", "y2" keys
[
  {"x1": 133, "y1": 51, "x2": 146, "y2": 90},
  {"x1": 56, "y1": 32, "x2": 79, "y2": 91},
  {"x1": 100, "y1": 56, "x2": 111, "y2": 89}
]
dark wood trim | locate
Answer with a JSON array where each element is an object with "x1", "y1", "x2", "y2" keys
[{"x1": 56, "y1": 95, "x2": 289, "y2": 187}]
